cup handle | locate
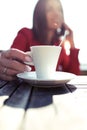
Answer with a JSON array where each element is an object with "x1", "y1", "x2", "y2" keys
[{"x1": 24, "y1": 51, "x2": 34, "y2": 66}]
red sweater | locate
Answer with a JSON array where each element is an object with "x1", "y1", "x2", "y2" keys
[{"x1": 11, "y1": 27, "x2": 80, "y2": 75}]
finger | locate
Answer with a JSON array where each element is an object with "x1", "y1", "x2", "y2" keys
[
  {"x1": 0, "y1": 65, "x2": 18, "y2": 81},
  {"x1": 3, "y1": 66, "x2": 30, "y2": 76},
  {"x1": 62, "y1": 23, "x2": 69, "y2": 29},
  {"x1": 2, "y1": 67, "x2": 19, "y2": 76},
  {"x1": 0, "y1": 57, "x2": 31, "y2": 72},
  {"x1": 0, "y1": 74, "x2": 16, "y2": 81},
  {"x1": 0, "y1": 64, "x2": 26, "y2": 81},
  {"x1": 1, "y1": 48, "x2": 31, "y2": 63}
]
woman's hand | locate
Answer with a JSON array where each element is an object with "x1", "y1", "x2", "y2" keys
[
  {"x1": 0, "y1": 48, "x2": 32, "y2": 81},
  {"x1": 63, "y1": 23, "x2": 75, "y2": 48}
]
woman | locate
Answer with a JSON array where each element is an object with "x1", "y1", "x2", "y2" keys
[
  {"x1": 0, "y1": 0, "x2": 80, "y2": 81},
  {"x1": 11, "y1": 0, "x2": 80, "y2": 75}
]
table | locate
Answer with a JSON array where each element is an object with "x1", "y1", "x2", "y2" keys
[{"x1": 0, "y1": 76, "x2": 87, "y2": 130}]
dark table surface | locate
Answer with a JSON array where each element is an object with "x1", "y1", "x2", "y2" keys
[{"x1": 0, "y1": 76, "x2": 87, "y2": 130}]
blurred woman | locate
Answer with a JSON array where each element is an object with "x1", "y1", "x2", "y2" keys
[
  {"x1": 0, "y1": 0, "x2": 80, "y2": 81},
  {"x1": 11, "y1": 0, "x2": 80, "y2": 75}
]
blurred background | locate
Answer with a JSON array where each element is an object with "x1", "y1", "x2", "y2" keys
[{"x1": 0, "y1": 0, "x2": 87, "y2": 73}]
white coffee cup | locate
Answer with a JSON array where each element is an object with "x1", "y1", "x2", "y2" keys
[{"x1": 26, "y1": 45, "x2": 61, "y2": 79}]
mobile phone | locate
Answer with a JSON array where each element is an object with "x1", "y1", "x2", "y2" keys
[{"x1": 57, "y1": 25, "x2": 65, "y2": 36}]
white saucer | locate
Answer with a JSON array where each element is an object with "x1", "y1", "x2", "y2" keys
[{"x1": 17, "y1": 71, "x2": 76, "y2": 86}]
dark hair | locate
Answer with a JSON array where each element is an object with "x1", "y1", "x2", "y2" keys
[
  {"x1": 32, "y1": 0, "x2": 47, "y2": 43},
  {"x1": 32, "y1": 0, "x2": 64, "y2": 44}
]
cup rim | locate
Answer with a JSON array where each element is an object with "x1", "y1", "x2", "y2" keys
[{"x1": 30, "y1": 45, "x2": 61, "y2": 49}]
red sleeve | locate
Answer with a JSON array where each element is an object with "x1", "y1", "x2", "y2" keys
[
  {"x1": 67, "y1": 48, "x2": 80, "y2": 75},
  {"x1": 11, "y1": 28, "x2": 32, "y2": 52},
  {"x1": 57, "y1": 48, "x2": 80, "y2": 75}
]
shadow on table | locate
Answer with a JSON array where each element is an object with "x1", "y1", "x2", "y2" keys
[
  {"x1": 27, "y1": 84, "x2": 77, "y2": 108},
  {"x1": 1, "y1": 80, "x2": 76, "y2": 109}
]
